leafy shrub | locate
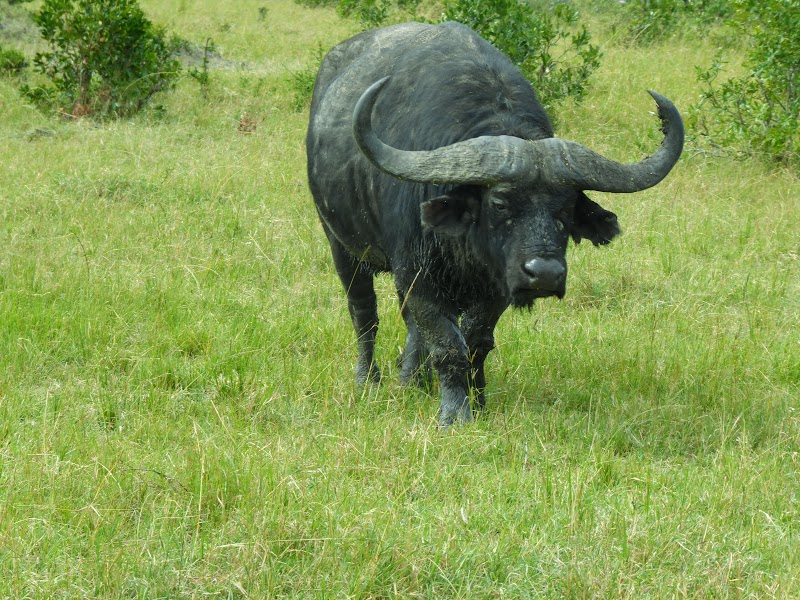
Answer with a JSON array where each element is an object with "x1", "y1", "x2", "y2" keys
[
  {"x1": 690, "y1": 0, "x2": 800, "y2": 164},
  {"x1": 583, "y1": 0, "x2": 734, "y2": 46},
  {"x1": 0, "y1": 46, "x2": 27, "y2": 75},
  {"x1": 22, "y1": 0, "x2": 180, "y2": 118},
  {"x1": 294, "y1": 0, "x2": 421, "y2": 28},
  {"x1": 292, "y1": 0, "x2": 600, "y2": 110},
  {"x1": 293, "y1": 0, "x2": 331, "y2": 7},
  {"x1": 338, "y1": 0, "x2": 389, "y2": 26},
  {"x1": 618, "y1": 0, "x2": 733, "y2": 45},
  {"x1": 623, "y1": 0, "x2": 682, "y2": 43},
  {"x1": 187, "y1": 38, "x2": 215, "y2": 96},
  {"x1": 441, "y1": 0, "x2": 601, "y2": 111},
  {"x1": 290, "y1": 45, "x2": 326, "y2": 112}
]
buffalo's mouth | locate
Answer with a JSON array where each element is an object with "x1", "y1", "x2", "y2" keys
[{"x1": 510, "y1": 286, "x2": 565, "y2": 308}]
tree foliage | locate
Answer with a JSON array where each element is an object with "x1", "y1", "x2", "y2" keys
[
  {"x1": 294, "y1": 0, "x2": 421, "y2": 28},
  {"x1": 0, "y1": 45, "x2": 27, "y2": 75},
  {"x1": 23, "y1": 0, "x2": 180, "y2": 118},
  {"x1": 291, "y1": 0, "x2": 600, "y2": 112},
  {"x1": 691, "y1": 0, "x2": 800, "y2": 164},
  {"x1": 618, "y1": 0, "x2": 732, "y2": 45},
  {"x1": 440, "y1": 0, "x2": 601, "y2": 111}
]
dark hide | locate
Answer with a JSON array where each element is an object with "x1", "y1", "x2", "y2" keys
[{"x1": 306, "y1": 22, "x2": 679, "y2": 426}]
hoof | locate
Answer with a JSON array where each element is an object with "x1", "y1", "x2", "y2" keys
[
  {"x1": 438, "y1": 400, "x2": 472, "y2": 428},
  {"x1": 355, "y1": 363, "x2": 381, "y2": 386}
]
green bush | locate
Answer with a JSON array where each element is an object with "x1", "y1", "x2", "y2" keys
[
  {"x1": 441, "y1": 0, "x2": 601, "y2": 111},
  {"x1": 293, "y1": 0, "x2": 600, "y2": 110},
  {"x1": 290, "y1": 45, "x2": 326, "y2": 112},
  {"x1": 0, "y1": 45, "x2": 27, "y2": 75},
  {"x1": 294, "y1": 0, "x2": 421, "y2": 28},
  {"x1": 605, "y1": 0, "x2": 732, "y2": 45},
  {"x1": 338, "y1": 0, "x2": 389, "y2": 26},
  {"x1": 22, "y1": 0, "x2": 180, "y2": 118},
  {"x1": 691, "y1": 0, "x2": 800, "y2": 164}
]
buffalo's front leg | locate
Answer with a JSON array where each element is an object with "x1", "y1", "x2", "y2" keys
[
  {"x1": 396, "y1": 288, "x2": 432, "y2": 387},
  {"x1": 461, "y1": 299, "x2": 506, "y2": 412},
  {"x1": 406, "y1": 295, "x2": 471, "y2": 426}
]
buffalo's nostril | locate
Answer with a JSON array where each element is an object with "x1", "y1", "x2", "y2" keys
[{"x1": 522, "y1": 257, "x2": 566, "y2": 289}]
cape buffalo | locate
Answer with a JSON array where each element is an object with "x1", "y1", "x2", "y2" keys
[{"x1": 306, "y1": 22, "x2": 683, "y2": 426}]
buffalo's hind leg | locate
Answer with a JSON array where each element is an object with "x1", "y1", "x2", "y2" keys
[{"x1": 324, "y1": 230, "x2": 381, "y2": 385}]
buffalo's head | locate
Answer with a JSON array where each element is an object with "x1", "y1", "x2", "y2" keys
[{"x1": 353, "y1": 77, "x2": 684, "y2": 306}]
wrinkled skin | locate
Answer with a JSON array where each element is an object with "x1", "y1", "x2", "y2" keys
[{"x1": 306, "y1": 22, "x2": 680, "y2": 426}]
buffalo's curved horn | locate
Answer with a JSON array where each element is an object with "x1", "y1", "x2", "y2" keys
[
  {"x1": 353, "y1": 77, "x2": 534, "y2": 185},
  {"x1": 532, "y1": 91, "x2": 684, "y2": 192},
  {"x1": 353, "y1": 77, "x2": 684, "y2": 192}
]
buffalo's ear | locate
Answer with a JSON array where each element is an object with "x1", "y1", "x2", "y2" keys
[
  {"x1": 421, "y1": 189, "x2": 479, "y2": 236},
  {"x1": 570, "y1": 192, "x2": 621, "y2": 246}
]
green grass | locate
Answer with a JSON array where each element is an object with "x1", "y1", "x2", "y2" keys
[{"x1": 1, "y1": 0, "x2": 799, "y2": 597}]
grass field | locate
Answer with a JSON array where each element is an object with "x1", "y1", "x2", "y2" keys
[{"x1": 1, "y1": 1, "x2": 798, "y2": 597}]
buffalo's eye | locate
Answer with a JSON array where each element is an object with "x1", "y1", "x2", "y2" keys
[{"x1": 489, "y1": 197, "x2": 509, "y2": 212}]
